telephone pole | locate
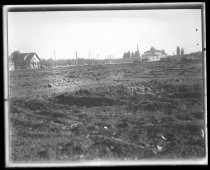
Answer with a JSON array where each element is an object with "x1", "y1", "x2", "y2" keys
[
  {"x1": 76, "y1": 51, "x2": 78, "y2": 65},
  {"x1": 54, "y1": 50, "x2": 56, "y2": 67}
]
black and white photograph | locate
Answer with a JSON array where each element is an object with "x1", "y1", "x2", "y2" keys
[{"x1": 3, "y1": 3, "x2": 207, "y2": 167}]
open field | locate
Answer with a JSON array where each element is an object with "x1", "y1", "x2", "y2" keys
[{"x1": 8, "y1": 60, "x2": 206, "y2": 162}]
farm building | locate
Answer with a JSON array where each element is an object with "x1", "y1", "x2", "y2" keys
[
  {"x1": 141, "y1": 47, "x2": 167, "y2": 62},
  {"x1": 161, "y1": 55, "x2": 182, "y2": 62},
  {"x1": 9, "y1": 52, "x2": 41, "y2": 70},
  {"x1": 161, "y1": 52, "x2": 202, "y2": 62}
]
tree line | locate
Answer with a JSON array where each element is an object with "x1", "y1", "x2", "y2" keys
[{"x1": 123, "y1": 50, "x2": 140, "y2": 59}]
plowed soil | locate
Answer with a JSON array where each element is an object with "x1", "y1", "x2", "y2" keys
[{"x1": 8, "y1": 60, "x2": 206, "y2": 162}]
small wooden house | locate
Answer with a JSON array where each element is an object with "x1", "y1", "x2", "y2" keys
[{"x1": 9, "y1": 52, "x2": 41, "y2": 70}]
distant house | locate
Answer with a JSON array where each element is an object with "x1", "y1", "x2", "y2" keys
[
  {"x1": 160, "y1": 55, "x2": 181, "y2": 62},
  {"x1": 161, "y1": 52, "x2": 202, "y2": 62},
  {"x1": 141, "y1": 47, "x2": 167, "y2": 62},
  {"x1": 9, "y1": 52, "x2": 41, "y2": 70},
  {"x1": 184, "y1": 52, "x2": 202, "y2": 60}
]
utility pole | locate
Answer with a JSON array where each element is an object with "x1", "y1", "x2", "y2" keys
[
  {"x1": 54, "y1": 50, "x2": 56, "y2": 67},
  {"x1": 89, "y1": 52, "x2": 91, "y2": 60},
  {"x1": 76, "y1": 51, "x2": 78, "y2": 65}
]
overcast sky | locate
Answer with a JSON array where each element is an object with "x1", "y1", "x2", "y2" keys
[{"x1": 8, "y1": 9, "x2": 202, "y2": 59}]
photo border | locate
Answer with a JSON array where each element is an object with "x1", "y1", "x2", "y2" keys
[{"x1": 3, "y1": 2, "x2": 207, "y2": 167}]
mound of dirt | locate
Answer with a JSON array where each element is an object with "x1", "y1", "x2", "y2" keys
[{"x1": 54, "y1": 93, "x2": 117, "y2": 107}]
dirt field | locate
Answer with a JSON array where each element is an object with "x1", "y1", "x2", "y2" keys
[{"x1": 8, "y1": 60, "x2": 206, "y2": 162}]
